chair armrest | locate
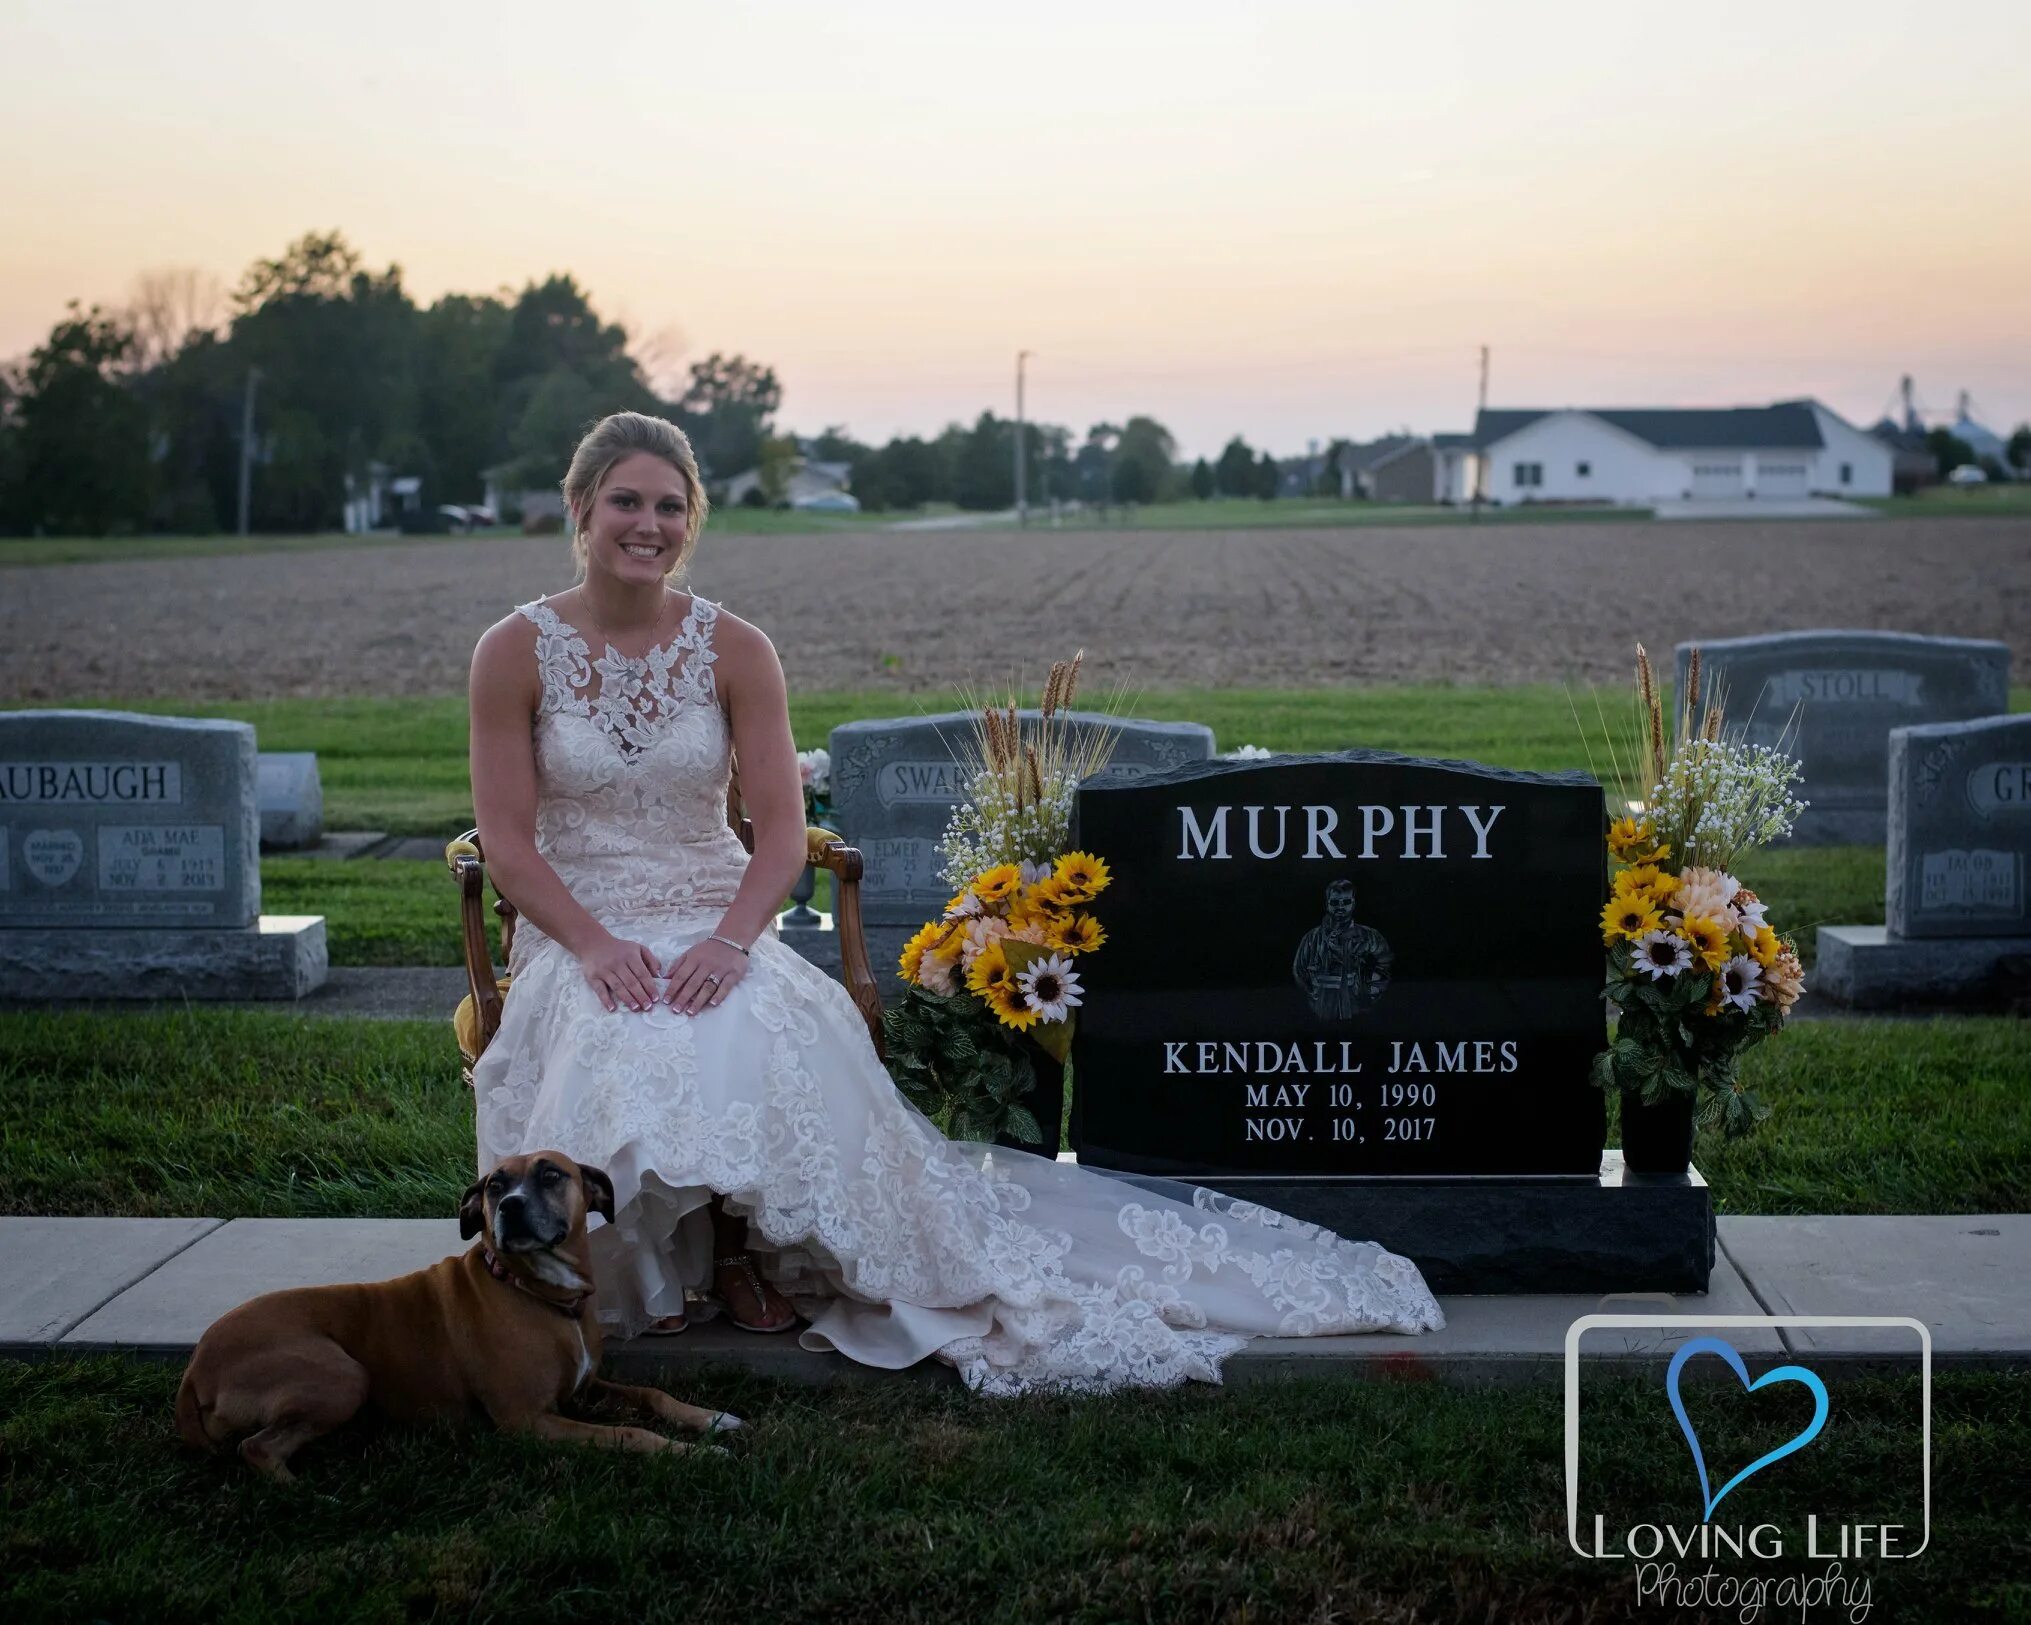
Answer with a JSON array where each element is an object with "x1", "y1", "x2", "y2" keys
[
  {"x1": 805, "y1": 829, "x2": 885, "y2": 1056},
  {"x1": 446, "y1": 833, "x2": 505, "y2": 1059}
]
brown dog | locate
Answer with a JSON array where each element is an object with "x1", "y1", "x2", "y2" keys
[{"x1": 175, "y1": 1151, "x2": 739, "y2": 1480}]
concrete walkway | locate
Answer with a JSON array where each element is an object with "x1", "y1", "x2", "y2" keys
[{"x1": 4, "y1": 1213, "x2": 2022, "y2": 1386}]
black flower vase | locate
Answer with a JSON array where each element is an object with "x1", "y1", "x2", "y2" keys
[
  {"x1": 994, "y1": 1048, "x2": 1065, "y2": 1159},
  {"x1": 1619, "y1": 1091, "x2": 1696, "y2": 1175}
]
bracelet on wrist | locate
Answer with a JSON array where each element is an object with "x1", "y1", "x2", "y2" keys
[{"x1": 709, "y1": 933, "x2": 751, "y2": 957}]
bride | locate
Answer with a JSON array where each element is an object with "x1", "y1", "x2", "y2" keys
[{"x1": 468, "y1": 411, "x2": 1444, "y2": 1395}]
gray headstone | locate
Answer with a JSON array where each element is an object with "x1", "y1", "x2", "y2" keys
[
  {"x1": 1676, "y1": 631, "x2": 2010, "y2": 845},
  {"x1": 0, "y1": 710, "x2": 260, "y2": 928},
  {"x1": 1888, "y1": 714, "x2": 2031, "y2": 939},
  {"x1": 0, "y1": 710, "x2": 325, "y2": 1000},
  {"x1": 827, "y1": 710, "x2": 1217, "y2": 930},
  {"x1": 257, "y1": 752, "x2": 324, "y2": 851},
  {"x1": 826, "y1": 710, "x2": 1216, "y2": 992}
]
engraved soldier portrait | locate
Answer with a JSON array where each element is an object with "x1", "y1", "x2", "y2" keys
[{"x1": 1292, "y1": 878, "x2": 1392, "y2": 1019}]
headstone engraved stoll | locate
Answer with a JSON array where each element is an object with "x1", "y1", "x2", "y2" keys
[
  {"x1": 0, "y1": 711, "x2": 326, "y2": 999},
  {"x1": 825, "y1": 710, "x2": 1214, "y2": 995},
  {"x1": 1068, "y1": 751, "x2": 1714, "y2": 1291},
  {"x1": 1818, "y1": 713, "x2": 2031, "y2": 1007},
  {"x1": 1677, "y1": 631, "x2": 2010, "y2": 846}
]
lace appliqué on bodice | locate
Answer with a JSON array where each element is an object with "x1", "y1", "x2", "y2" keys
[
  {"x1": 521, "y1": 594, "x2": 720, "y2": 755},
  {"x1": 509, "y1": 594, "x2": 747, "y2": 955}
]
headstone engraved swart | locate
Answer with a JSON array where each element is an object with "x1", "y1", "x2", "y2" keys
[
  {"x1": 0, "y1": 711, "x2": 326, "y2": 1000},
  {"x1": 1677, "y1": 631, "x2": 2010, "y2": 846},
  {"x1": 1818, "y1": 713, "x2": 2031, "y2": 1007},
  {"x1": 1068, "y1": 751, "x2": 1715, "y2": 1291},
  {"x1": 828, "y1": 710, "x2": 1213, "y2": 997}
]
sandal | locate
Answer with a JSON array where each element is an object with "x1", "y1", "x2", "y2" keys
[
  {"x1": 642, "y1": 1310, "x2": 689, "y2": 1336},
  {"x1": 713, "y1": 1252, "x2": 798, "y2": 1335}
]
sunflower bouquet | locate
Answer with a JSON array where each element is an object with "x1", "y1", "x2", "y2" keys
[
  {"x1": 881, "y1": 654, "x2": 1119, "y2": 1146},
  {"x1": 1584, "y1": 646, "x2": 1809, "y2": 1140}
]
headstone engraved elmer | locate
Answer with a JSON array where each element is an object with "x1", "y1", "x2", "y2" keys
[
  {"x1": 0, "y1": 711, "x2": 325, "y2": 999},
  {"x1": 1071, "y1": 751, "x2": 1714, "y2": 1291},
  {"x1": 1677, "y1": 631, "x2": 2009, "y2": 846},
  {"x1": 827, "y1": 710, "x2": 1213, "y2": 993},
  {"x1": 1818, "y1": 714, "x2": 2031, "y2": 1006}
]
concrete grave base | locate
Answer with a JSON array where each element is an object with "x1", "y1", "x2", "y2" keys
[
  {"x1": 1815, "y1": 924, "x2": 2031, "y2": 1009},
  {"x1": 775, "y1": 913, "x2": 842, "y2": 979},
  {"x1": 0, "y1": 914, "x2": 328, "y2": 1000},
  {"x1": 1078, "y1": 1150, "x2": 1715, "y2": 1294}
]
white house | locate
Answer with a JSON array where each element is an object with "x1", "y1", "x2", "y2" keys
[
  {"x1": 723, "y1": 457, "x2": 858, "y2": 510},
  {"x1": 1469, "y1": 401, "x2": 1892, "y2": 506}
]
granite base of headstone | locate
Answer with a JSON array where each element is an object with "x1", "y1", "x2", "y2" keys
[
  {"x1": 775, "y1": 910, "x2": 843, "y2": 979},
  {"x1": 1067, "y1": 749, "x2": 1713, "y2": 1293},
  {"x1": 828, "y1": 709, "x2": 1215, "y2": 1004},
  {"x1": 0, "y1": 710, "x2": 327, "y2": 1001},
  {"x1": 1818, "y1": 714, "x2": 2031, "y2": 1009},
  {"x1": 1679, "y1": 631, "x2": 2009, "y2": 846},
  {"x1": 256, "y1": 752, "x2": 323, "y2": 851}
]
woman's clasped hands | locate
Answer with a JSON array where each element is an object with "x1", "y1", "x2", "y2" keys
[{"x1": 578, "y1": 930, "x2": 747, "y2": 1015}]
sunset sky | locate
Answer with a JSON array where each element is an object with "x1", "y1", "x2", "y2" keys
[{"x1": 3, "y1": 0, "x2": 2027, "y2": 458}]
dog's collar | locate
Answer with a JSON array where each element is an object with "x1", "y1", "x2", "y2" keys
[{"x1": 481, "y1": 1244, "x2": 594, "y2": 1319}]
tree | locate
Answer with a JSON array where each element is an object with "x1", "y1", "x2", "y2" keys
[
  {"x1": 124, "y1": 268, "x2": 226, "y2": 372},
  {"x1": 1189, "y1": 457, "x2": 1215, "y2": 500},
  {"x1": 1215, "y1": 435, "x2": 1256, "y2": 497},
  {"x1": 756, "y1": 434, "x2": 799, "y2": 505},
  {"x1": 2007, "y1": 424, "x2": 2031, "y2": 476},
  {"x1": 954, "y1": 412, "x2": 1014, "y2": 510},
  {"x1": 1925, "y1": 427, "x2": 1977, "y2": 479},
  {"x1": 8, "y1": 304, "x2": 151, "y2": 535},
  {"x1": 1114, "y1": 416, "x2": 1177, "y2": 504},
  {"x1": 677, "y1": 351, "x2": 782, "y2": 481},
  {"x1": 234, "y1": 230, "x2": 363, "y2": 309},
  {"x1": 1253, "y1": 449, "x2": 1280, "y2": 500},
  {"x1": 1075, "y1": 423, "x2": 1120, "y2": 506}
]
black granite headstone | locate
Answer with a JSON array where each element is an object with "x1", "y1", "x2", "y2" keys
[{"x1": 1070, "y1": 751, "x2": 1608, "y2": 1179}]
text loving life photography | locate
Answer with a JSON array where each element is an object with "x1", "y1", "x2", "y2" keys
[{"x1": 0, "y1": 2, "x2": 2026, "y2": 1621}]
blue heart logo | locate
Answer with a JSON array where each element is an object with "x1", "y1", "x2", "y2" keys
[{"x1": 1666, "y1": 1336, "x2": 1829, "y2": 1520}]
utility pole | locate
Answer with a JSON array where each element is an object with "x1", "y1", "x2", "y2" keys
[
  {"x1": 1469, "y1": 344, "x2": 1489, "y2": 522},
  {"x1": 236, "y1": 365, "x2": 262, "y2": 537},
  {"x1": 1014, "y1": 350, "x2": 1033, "y2": 526}
]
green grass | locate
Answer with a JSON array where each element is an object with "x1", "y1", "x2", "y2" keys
[
  {"x1": 1856, "y1": 485, "x2": 2031, "y2": 519},
  {"x1": 0, "y1": 506, "x2": 958, "y2": 568},
  {"x1": 4, "y1": 1009, "x2": 2024, "y2": 1220},
  {"x1": 73, "y1": 682, "x2": 2029, "y2": 837},
  {"x1": 7, "y1": 1358, "x2": 2018, "y2": 1622}
]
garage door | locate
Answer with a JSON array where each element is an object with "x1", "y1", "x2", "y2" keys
[
  {"x1": 1757, "y1": 459, "x2": 1809, "y2": 498},
  {"x1": 1690, "y1": 462, "x2": 1745, "y2": 499}
]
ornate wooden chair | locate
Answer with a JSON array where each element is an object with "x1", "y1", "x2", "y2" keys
[{"x1": 446, "y1": 821, "x2": 885, "y2": 1083}]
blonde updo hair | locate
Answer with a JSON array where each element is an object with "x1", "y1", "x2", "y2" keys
[{"x1": 561, "y1": 411, "x2": 711, "y2": 580}]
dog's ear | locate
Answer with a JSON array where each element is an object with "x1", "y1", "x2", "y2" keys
[
  {"x1": 579, "y1": 1164, "x2": 616, "y2": 1223},
  {"x1": 458, "y1": 1178, "x2": 488, "y2": 1241}
]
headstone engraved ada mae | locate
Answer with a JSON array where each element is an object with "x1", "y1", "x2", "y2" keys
[
  {"x1": 1678, "y1": 631, "x2": 2009, "y2": 846},
  {"x1": 1069, "y1": 751, "x2": 1715, "y2": 1292},
  {"x1": 0, "y1": 711, "x2": 326, "y2": 999},
  {"x1": 1819, "y1": 713, "x2": 2031, "y2": 1008},
  {"x1": 828, "y1": 709, "x2": 1213, "y2": 993}
]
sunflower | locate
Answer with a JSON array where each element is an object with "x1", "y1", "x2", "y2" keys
[
  {"x1": 1030, "y1": 874, "x2": 1082, "y2": 910},
  {"x1": 898, "y1": 920, "x2": 955, "y2": 984},
  {"x1": 1048, "y1": 912, "x2": 1107, "y2": 955},
  {"x1": 971, "y1": 864, "x2": 1023, "y2": 907},
  {"x1": 1601, "y1": 895, "x2": 1664, "y2": 945},
  {"x1": 1631, "y1": 927, "x2": 1692, "y2": 980},
  {"x1": 1615, "y1": 864, "x2": 1677, "y2": 904},
  {"x1": 1017, "y1": 953, "x2": 1085, "y2": 1022},
  {"x1": 1677, "y1": 913, "x2": 1731, "y2": 971},
  {"x1": 966, "y1": 940, "x2": 1015, "y2": 998},
  {"x1": 1052, "y1": 851, "x2": 1112, "y2": 901},
  {"x1": 1606, "y1": 816, "x2": 1656, "y2": 861},
  {"x1": 984, "y1": 978, "x2": 1041, "y2": 1031},
  {"x1": 1749, "y1": 924, "x2": 1781, "y2": 968}
]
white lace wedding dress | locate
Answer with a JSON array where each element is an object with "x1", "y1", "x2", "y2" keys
[{"x1": 471, "y1": 594, "x2": 1445, "y2": 1395}]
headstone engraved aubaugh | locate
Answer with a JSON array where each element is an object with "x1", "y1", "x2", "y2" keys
[
  {"x1": 1818, "y1": 714, "x2": 2031, "y2": 1008},
  {"x1": 0, "y1": 711, "x2": 326, "y2": 1000},
  {"x1": 1678, "y1": 631, "x2": 2010, "y2": 846},
  {"x1": 827, "y1": 710, "x2": 1213, "y2": 994},
  {"x1": 1069, "y1": 751, "x2": 1715, "y2": 1291}
]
